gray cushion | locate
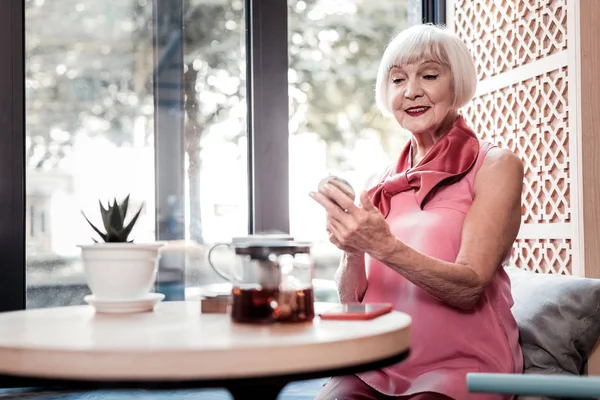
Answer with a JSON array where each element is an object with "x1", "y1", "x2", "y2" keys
[{"x1": 506, "y1": 266, "x2": 600, "y2": 377}]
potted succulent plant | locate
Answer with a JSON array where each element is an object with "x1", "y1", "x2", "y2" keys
[{"x1": 79, "y1": 195, "x2": 164, "y2": 302}]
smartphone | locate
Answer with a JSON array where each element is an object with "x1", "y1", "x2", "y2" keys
[{"x1": 318, "y1": 303, "x2": 393, "y2": 321}]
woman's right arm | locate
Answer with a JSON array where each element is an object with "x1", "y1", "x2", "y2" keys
[{"x1": 334, "y1": 251, "x2": 368, "y2": 304}]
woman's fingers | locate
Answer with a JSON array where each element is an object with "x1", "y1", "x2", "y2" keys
[
  {"x1": 326, "y1": 219, "x2": 349, "y2": 250},
  {"x1": 359, "y1": 190, "x2": 378, "y2": 212},
  {"x1": 321, "y1": 183, "x2": 357, "y2": 213},
  {"x1": 328, "y1": 217, "x2": 354, "y2": 248},
  {"x1": 309, "y1": 190, "x2": 348, "y2": 222},
  {"x1": 326, "y1": 216, "x2": 346, "y2": 237},
  {"x1": 311, "y1": 185, "x2": 373, "y2": 252}
]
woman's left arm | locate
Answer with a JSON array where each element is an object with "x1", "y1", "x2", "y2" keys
[{"x1": 310, "y1": 148, "x2": 524, "y2": 310}]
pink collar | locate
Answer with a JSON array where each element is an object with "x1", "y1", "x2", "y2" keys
[{"x1": 368, "y1": 115, "x2": 480, "y2": 216}]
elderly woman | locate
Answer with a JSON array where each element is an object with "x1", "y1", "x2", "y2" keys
[{"x1": 309, "y1": 24, "x2": 524, "y2": 400}]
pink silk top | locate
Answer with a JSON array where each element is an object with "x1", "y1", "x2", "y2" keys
[{"x1": 340, "y1": 135, "x2": 523, "y2": 399}]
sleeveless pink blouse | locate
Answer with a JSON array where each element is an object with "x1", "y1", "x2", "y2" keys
[{"x1": 348, "y1": 138, "x2": 523, "y2": 399}]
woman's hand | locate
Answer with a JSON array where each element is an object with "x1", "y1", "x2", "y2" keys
[
  {"x1": 325, "y1": 215, "x2": 366, "y2": 259},
  {"x1": 310, "y1": 183, "x2": 397, "y2": 260}
]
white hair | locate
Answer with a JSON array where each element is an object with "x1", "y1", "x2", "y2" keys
[{"x1": 375, "y1": 24, "x2": 477, "y2": 117}]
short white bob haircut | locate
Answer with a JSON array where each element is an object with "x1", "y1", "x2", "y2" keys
[{"x1": 375, "y1": 24, "x2": 477, "y2": 118}]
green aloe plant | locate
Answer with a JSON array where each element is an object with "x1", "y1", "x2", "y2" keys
[{"x1": 81, "y1": 194, "x2": 144, "y2": 243}]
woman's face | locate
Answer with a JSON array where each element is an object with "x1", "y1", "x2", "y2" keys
[{"x1": 388, "y1": 60, "x2": 455, "y2": 135}]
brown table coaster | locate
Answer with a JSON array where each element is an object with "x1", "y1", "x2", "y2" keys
[{"x1": 200, "y1": 296, "x2": 230, "y2": 314}]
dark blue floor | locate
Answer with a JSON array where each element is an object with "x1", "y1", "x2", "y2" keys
[{"x1": 0, "y1": 378, "x2": 329, "y2": 399}]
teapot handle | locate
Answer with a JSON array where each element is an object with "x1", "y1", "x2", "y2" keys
[{"x1": 207, "y1": 243, "x2": 235, "y2": 282}]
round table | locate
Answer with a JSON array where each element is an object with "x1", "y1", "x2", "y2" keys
[{"x1": 0, "y1": 301, "x2": 411, "y2": 399}]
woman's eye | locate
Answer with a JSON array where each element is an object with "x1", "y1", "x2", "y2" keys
[
  {"x1": 424, "y1": 74, "x2": 439, "y2": 80},
  {"x1": 392, "y1": 78, "x2": 404, "y2": 84}
]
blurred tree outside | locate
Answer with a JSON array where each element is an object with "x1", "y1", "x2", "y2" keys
[
  {"x1": 288, "y1": 0, "x2": 411, "y2": 170},
  {"x1": 25, "y1": 0, "x2": 410, "y2": 245}
]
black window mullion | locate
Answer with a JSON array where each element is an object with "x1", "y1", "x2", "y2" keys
[
  {"x1": 152, "y1": 0, "x2": 186, "y2": 299},
  {"x1": 153, "y1": 0, "x2": 186, "y2": 243},
  {"x1": 0, "y1": 1, "x2": 25, "y2": 312},
  {"x1": 422, "y1": 0, "x2": 445, "y2": 24},
  {"x1": 436, "y1": 0, "x2": 446, "y2": 25},
  {"x1": 245, "y1": 0, "x2": 290, "y2": 235}
]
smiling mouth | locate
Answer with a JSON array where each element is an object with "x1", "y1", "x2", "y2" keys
[{"x1": 405, "y1": 106, "x2": 430, "y2": 116}]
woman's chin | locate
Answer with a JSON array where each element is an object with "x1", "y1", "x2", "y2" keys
[{"x1": 402, "y1": 122, "x2": 436, "y2": 135}]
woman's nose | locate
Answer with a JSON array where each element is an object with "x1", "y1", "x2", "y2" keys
[{"x1": 404, "y1": 80, "x2": 423, "y2": 99}]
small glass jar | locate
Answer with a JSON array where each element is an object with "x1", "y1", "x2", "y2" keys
[{"x1": 229, "y1": 241, "x2": 315, "y2": 324}]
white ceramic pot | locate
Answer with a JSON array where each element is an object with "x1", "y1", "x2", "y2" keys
[{"x1": 78, "y1": 243, "x2": 165, "y2": 300}]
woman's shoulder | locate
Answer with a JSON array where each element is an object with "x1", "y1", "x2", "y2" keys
[
  {"x1": 468, "y1": 138, "x2": 522, "y2": 171},
  {"x1": 473, "y1": 144, "x2": 524, "y2": 199},
  {"x1": 464, "y1": 140, "x2": 523, "y2": 196},
  {"x1": 479, "y1": 143, "x2": 524, "y2": 175},
  {"x1": 475, "y1": 139, "x2": 496, "y2": 160}
]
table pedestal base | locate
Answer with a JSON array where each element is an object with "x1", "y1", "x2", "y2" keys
[{"x1": 227, "y1": 382, "x2": 286, "y2": 400}]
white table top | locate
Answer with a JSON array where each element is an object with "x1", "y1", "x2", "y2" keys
[{"x1": 0, "y1": 301, "x2": 411, "y2": 381}]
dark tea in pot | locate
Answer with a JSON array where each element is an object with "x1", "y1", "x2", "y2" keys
[
  {"x1": 231, "y1": 286, "x2": 315, "y2": 324},
  {"x1": 230, "y1": 241, "x2": 315, "y2": 324}
]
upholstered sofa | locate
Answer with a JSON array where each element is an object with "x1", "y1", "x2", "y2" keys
[{"x1": 467, "y1": 266, "x2": 600, "y2": 400}]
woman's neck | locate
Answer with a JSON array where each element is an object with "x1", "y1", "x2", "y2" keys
[{"x1": 410, "y1": 112, "x2": 459, "y2": 166}]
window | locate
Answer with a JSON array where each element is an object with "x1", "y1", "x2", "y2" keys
[
  {"x1": 0, "y1": 0, "x2": 442, "y2": 311},
  {"x1": 24, "y1": 0, "x2": 248, "y2": 308}
]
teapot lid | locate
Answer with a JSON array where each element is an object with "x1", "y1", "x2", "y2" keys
[
  {"x1": 234, "y1": 240, "x2": 311, "y2": 258},
  {"x1": 230, "y1": 233, "x2": 294, "y2": 243}
]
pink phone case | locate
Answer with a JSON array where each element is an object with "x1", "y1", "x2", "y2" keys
[{"x1": 318, "y1": 303, "x2": 393, "y2": 321}]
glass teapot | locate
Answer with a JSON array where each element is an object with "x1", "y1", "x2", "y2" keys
[
  {"x1": 207, "y1": 233, "x2": 293, "y2": 281},
  {"x1": 208, "y1": 236, "x2": 315, "y2": 324}
]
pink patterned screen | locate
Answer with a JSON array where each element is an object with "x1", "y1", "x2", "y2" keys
[{"x1": 451, "y1": 0, "x2": 571, "y2": 274}]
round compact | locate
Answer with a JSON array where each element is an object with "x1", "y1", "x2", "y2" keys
[{"x1": 317, "y1": 175, "x2": 356, "y2": 201}]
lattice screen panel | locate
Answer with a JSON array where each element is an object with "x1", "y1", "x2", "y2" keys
[
  {"x1": 452, "y1": 0, "x2": 567, "y2": 80},
  {"x1": 462, "y1": 67, "x2": 570, "y2": 225},
  {"x1": 450, "y1": 0, "x2": 572, "y2": 273},
  {"x1": 510, "y1": 238, "x2": 572, "y2": 275}
]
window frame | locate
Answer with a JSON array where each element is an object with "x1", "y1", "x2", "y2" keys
[
  {"x1": 246, "y1": 0, "x2": 290, "y2": 234},
  {"x1": 0, "y1": 0, "x2": 442, "y2": 312},
  {"x1": 0, "y1": 1, "x2": 25, "y2": 313},
  {"x1": 422, "y1": 0, "x2": 446, "y2": 24}
]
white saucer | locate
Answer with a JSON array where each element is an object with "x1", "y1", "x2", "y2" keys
[{"x1": 84, "y1": 293, "x2": 165, "y2": 314}]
